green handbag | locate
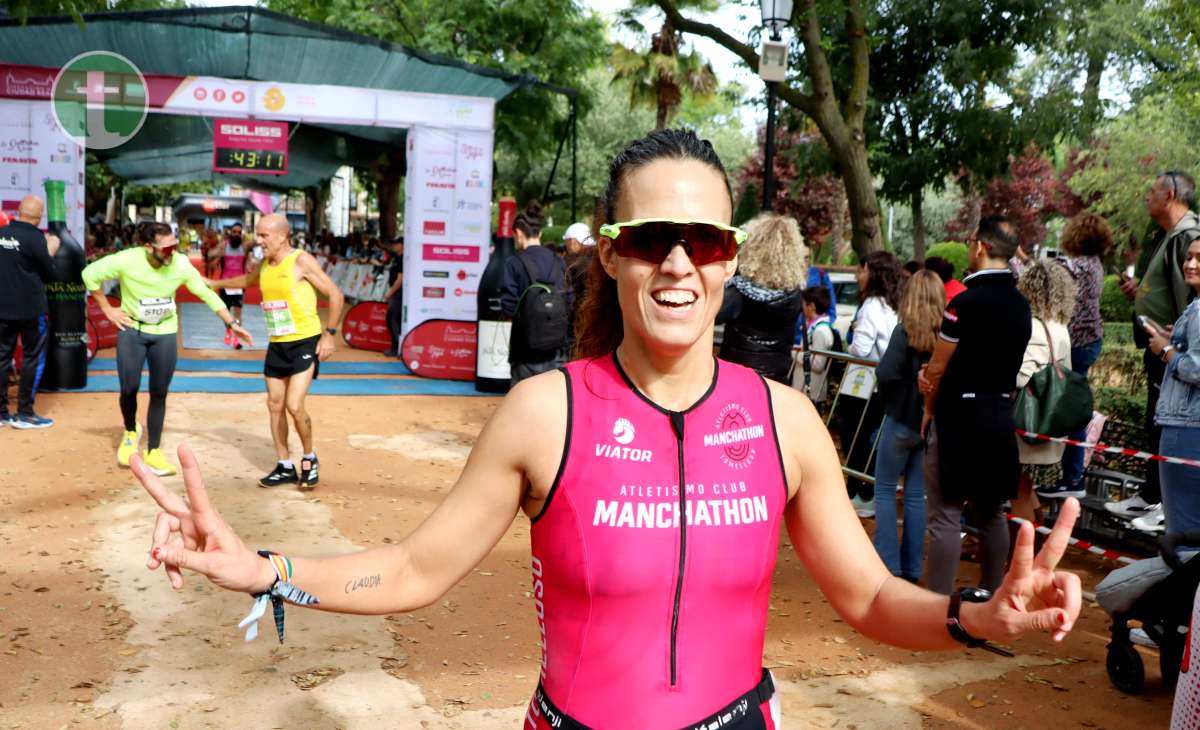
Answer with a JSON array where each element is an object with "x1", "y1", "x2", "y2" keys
[{"x1": 1014, "y1": 319, "x2": 1094, "y2": 443}]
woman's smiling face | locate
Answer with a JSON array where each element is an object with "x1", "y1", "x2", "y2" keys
[{"x1": 598, "y1": 158, "x2": 736, "y2": 358}]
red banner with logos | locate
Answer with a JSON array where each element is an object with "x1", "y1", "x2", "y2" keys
[
  {"x1": 400, "y1": 319, "x2": 476, "y2": 381},
  {"x1": 341, "y1": 301, "x2": 391, "y2": 352}
]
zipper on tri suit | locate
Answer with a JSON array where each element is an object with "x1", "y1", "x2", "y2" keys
[{"x1": 668, "y1": 410, "x2": 686, "y2": 687}]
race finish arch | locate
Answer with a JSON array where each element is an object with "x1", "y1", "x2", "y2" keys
[{"x1": 0, "y1": 7, "x2": 578, "y2": 384}]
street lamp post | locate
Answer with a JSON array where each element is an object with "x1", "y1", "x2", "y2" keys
[{"x1": 758, "y1": 0, "x2": 792, "y2": 212}]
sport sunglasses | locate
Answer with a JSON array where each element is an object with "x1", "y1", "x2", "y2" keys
[{"x1": 597, "y1": 218, "x2": 747, "y2": 265}]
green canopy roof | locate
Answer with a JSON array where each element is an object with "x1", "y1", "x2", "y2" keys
[{"x1": 0, "y1": 6, "x2": 532, "y2": 188}]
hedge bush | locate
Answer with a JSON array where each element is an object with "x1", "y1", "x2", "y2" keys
[
  {"x1": 1100, "y1": 274, "x2": 1135, "y2": 323},
  {"x1": 924, "y1": 242, "x2": 970, "y2": 280}
]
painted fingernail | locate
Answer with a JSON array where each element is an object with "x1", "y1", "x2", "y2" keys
[{"x1": 152, "y1": 547, "x2": 163, "y2": 561}]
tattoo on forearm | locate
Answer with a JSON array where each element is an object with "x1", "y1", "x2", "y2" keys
[{"x1": 345, "y1": 574, "x2": 381, "y2": 594}]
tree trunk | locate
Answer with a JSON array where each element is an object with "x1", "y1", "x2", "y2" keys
[
  {"x1": 377, "y1": 172, "x2": 401, "y2": 241},
  {"x1": 1080, "y1": 46, "x2": 1106, "y2": 139},
  {"x1": 831, "y1": 184, "x2": 850, "y2": 264},
  {"x1": 911, "y1": 186, "x2": 926, "y2": 262},
  {"x1": 836, "y1": 137, "x2": 883, "y2": 258}
]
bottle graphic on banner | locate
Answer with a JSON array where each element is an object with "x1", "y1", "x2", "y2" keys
[
  {"x1": 475, "y1": 196, "x2": 516, "y2": 392},
  {"x1": 40, "y1": 179, "x2": 88, "y2": 390}
]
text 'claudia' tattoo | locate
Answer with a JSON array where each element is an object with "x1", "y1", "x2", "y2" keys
[{"x1": 345, "y1": 574, "x2": 381, "y2": 594}]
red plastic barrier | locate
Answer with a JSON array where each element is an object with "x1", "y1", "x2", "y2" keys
[
  {"x1": 400, "y1": 320, "x2": 476, "y2": 381},
  {"x1": 342, "y1": 301, "x2": 391, "y2": 352}
]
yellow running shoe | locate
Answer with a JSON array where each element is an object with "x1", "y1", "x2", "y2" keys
[
  {"x1": 142, "y1": 448, "x2": 177, "y2": 477},
  {"x1": 117, "y1": 424, "x2": 142, "y2": 467}
]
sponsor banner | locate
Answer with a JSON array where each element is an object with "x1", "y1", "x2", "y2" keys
[
  {"x1": 0, "y1": 99, "x2": 85, "y2": 235},
  {"x1": 399, "y1": 126, "x2": 494, "y2": 378},
  {"x1": 400, "y1": 319, "x2": 476, "y2": 381},
  {"x1": 422, "y1": 244, "x2": 480, "y2": 263},
  {"x1": 341, "y1": 301, "x2": 391, "y2": 352},
  {"x1": 211, "y1": 118, "x2": 288, "y2": 175},
  {"x1": 0, "y1": 65, "x2": 494, "y2": 131}
]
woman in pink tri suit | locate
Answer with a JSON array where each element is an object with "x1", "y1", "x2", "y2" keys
[{"x1": 132, "y1": 130, "x2": 1084, "y2": 729}]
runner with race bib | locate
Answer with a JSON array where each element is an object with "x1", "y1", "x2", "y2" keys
[
  {"x1": 207, "y1": 214, "x2": 343, "y2": 490},
  {"x1": 82, "y1": 222, "x2": 253, "y2": 476}
]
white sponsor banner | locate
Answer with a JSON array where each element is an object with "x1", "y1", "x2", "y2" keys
[
  {"x1": 0, "y1": 99, "x2": 85, "y2": 235},
  {"x1": 159, "y1": 77, "x2": 494, "y2": 131},
  {"x1": 401, "y1": 126, "x2": 495, "y2": 337}
]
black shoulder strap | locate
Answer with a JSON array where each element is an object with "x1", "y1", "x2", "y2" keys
[{"x1": 519, "y1": 251, "x2": 542, "y2": 286}]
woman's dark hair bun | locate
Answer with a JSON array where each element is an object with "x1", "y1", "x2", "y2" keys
[{"x1": 514, "y1": 199, "x2": 545, "y2": 238}]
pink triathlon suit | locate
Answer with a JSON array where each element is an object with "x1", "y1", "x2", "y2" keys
[
  {"x1": 526, "y1": 354, "x2": 787, "y2": 729},
  {"x1": 223, "y1": 245, "x2": 247, "y2": 279}
]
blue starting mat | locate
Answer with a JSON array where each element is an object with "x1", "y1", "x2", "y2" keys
[
  {"x1": 179, "y1": 303, "x2": 269, "y2": 350},
  {"x1": 76, "y1": 374, "x2": 489, "y2": 397},
  {"x1": 90, "y1": 358, "x2": 412, "y2": 376}
]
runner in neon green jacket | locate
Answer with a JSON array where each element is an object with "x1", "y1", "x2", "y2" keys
[{"x1": 82, "y1": 222, "x2": 252, "y2": 477}]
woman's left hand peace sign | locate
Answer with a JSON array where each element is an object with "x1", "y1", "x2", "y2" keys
[{"x1": 974, "y1": 497, "x2": 1083, "y2": 643}]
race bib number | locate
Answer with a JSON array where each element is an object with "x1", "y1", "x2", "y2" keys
[
  {"x1": 262, "y1": 299, "x2": 297, "y2": 337},
  {"x1": 136, "y1": 297, "x2": 176, "y2": 325}
]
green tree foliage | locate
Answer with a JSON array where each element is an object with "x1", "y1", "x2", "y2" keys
[
  {"x1": 3, "y1": 0, "x2": 181, "y2": 23},
  {"x1": 1100, "y1": 274, "x2": 1136, "y2": 322},
  {"x1": 611, "y1": 19, "x2": 718, "y2": 129},
  {"x1": 264, "y1": 0, "x2": 608, "y2": 194},
  {"x1": 870, "y1": 0, "x2": 1058, "y2": 261},
  {"x1": 1068, "y1": 93, "x2": 1200, "y2": 256},
  {"x1": 924, "y1": 241, "x2": 969, "y2": 279}
]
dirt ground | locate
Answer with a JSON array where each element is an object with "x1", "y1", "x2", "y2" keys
[{"x1": 0, "y1": 347, "x2": 1178, "y2": 729}]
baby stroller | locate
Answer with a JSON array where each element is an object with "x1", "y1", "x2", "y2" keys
[{"x1": 1097, "y1": 532, "x2": 1200, "y2": 693}]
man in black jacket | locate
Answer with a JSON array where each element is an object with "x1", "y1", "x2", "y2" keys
[
  {"x1": 0, "y1": 196, "x2": 62, "y2": 428},
  {"x1": 499, "y1": 204, "x2": 571, "y2": 385}
]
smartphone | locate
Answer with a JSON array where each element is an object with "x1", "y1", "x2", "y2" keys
[{"x1": 1138, "y1": 315, "x2": 1164, "y2": 335}]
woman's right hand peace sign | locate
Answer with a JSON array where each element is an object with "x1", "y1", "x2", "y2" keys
[{"x1": 133, "y1": 444, "x2": 272, "y2": 594}]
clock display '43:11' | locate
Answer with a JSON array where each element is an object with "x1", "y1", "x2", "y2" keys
[{"x1": 215, "y1": 147, "x2": 287, "y2": 172}]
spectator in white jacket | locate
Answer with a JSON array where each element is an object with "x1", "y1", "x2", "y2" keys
[
  {"x1": 1014, "y1": 261, "x2": 1077, "y2": 520},
  {"x1": 840, "y1": 251, "x2": 903, "y2": 516}
]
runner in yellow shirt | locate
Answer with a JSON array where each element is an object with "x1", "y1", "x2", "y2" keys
[{"x1": 208, "y1": 214, "x2": 343, "y2": 489}]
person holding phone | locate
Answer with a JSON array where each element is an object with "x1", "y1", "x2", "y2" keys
[{"x1": 1109, "y1": 172, "x2": 1200, "y2": 532}]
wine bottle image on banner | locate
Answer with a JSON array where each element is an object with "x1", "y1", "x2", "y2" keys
[
  {"x1": 40, "y1": 179, "x2": 88, "y2": 390},
  {"x1": 475, "y1": 196, "x2": 516, "y2": 393}
]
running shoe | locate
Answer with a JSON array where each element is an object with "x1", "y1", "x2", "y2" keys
[
  {"x1": 299, "y1": 454, "x2": 320, "y2": 490},
  {"x1": 1104, "y1": 494, "x2": 1156, "y2": 520},
  {"x1": 142, "y1": 448, "x2": 177, "y2": 477},
  {"x1": 1035, "y1": 482, "x2": 1086, "y2": 499},
  {"x1": 851, "y1": 496, "x2": 875, "y2": 518},
  {"x1": 1130, "y1": 627, "x2": 1158, "y2": 648},
  {"x1": 259, "y1": 463, "x2": 299, "y2": 488},
  {"x1": 383, "y1": 349, "x2": 398, "y2": 358},
  {"x1": 0, "y1": 412, "x2": 10, "y2": 427},
  {"x1": 1130, "y1": 504, "x2": 1166, "y2": 534},
  {"x1": 10, "y1": 413, "x2": 53, "y2": 429},
  {"x1": 117, "y1": 424, "x2": 143, "y2": 467}
]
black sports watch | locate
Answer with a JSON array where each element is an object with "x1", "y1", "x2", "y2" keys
[
  {"x1": 947, "y1": 588, "x2": 1014, "y2": 657},
  {"x1": 325, "y1": 327, "x2": 337, "y2": 336}
]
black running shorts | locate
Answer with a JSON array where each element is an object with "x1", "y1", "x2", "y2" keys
[
  {"x1": 264, "y1": 334, "x2": 320, "y2": 380},
  {"x1": 218, "y1": 289, "x2": 244, "y2": 309}
]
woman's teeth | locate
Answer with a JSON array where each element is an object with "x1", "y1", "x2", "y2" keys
[{"x1": 653, "y1": 290, "x2": 697, "y2": 307}]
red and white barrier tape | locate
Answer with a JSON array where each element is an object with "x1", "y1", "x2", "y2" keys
[
  {"x1": 1007, "y1": 515, "x2": 1138, "y2": 565},
  {"x1": 1015, "y1": 429, "x2": 1200, "y2": 469}
]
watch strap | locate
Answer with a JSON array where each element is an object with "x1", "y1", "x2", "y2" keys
[{"x1": 947, "y1": 590, "x2": 1014, "y2": 657}]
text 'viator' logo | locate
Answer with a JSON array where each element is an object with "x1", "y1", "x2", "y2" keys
[
  {"x1": 52, "y1": 51, "x2": 148, "y2": 150},
  {"x1": 594, "y1": 417, "x2": 651, "y2": 462}
]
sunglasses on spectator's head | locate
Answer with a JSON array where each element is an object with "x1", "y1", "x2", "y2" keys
[{"x1": 597, "y1": 218, "x2": 747, "y2": 266}]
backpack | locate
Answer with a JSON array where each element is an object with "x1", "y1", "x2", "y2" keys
[
  {"x1": 511, "y1": 252, "x2": 570, "y2": 355},
  {"x1": 794, "y1": 319, "x2": 845, "y2": 388}
]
